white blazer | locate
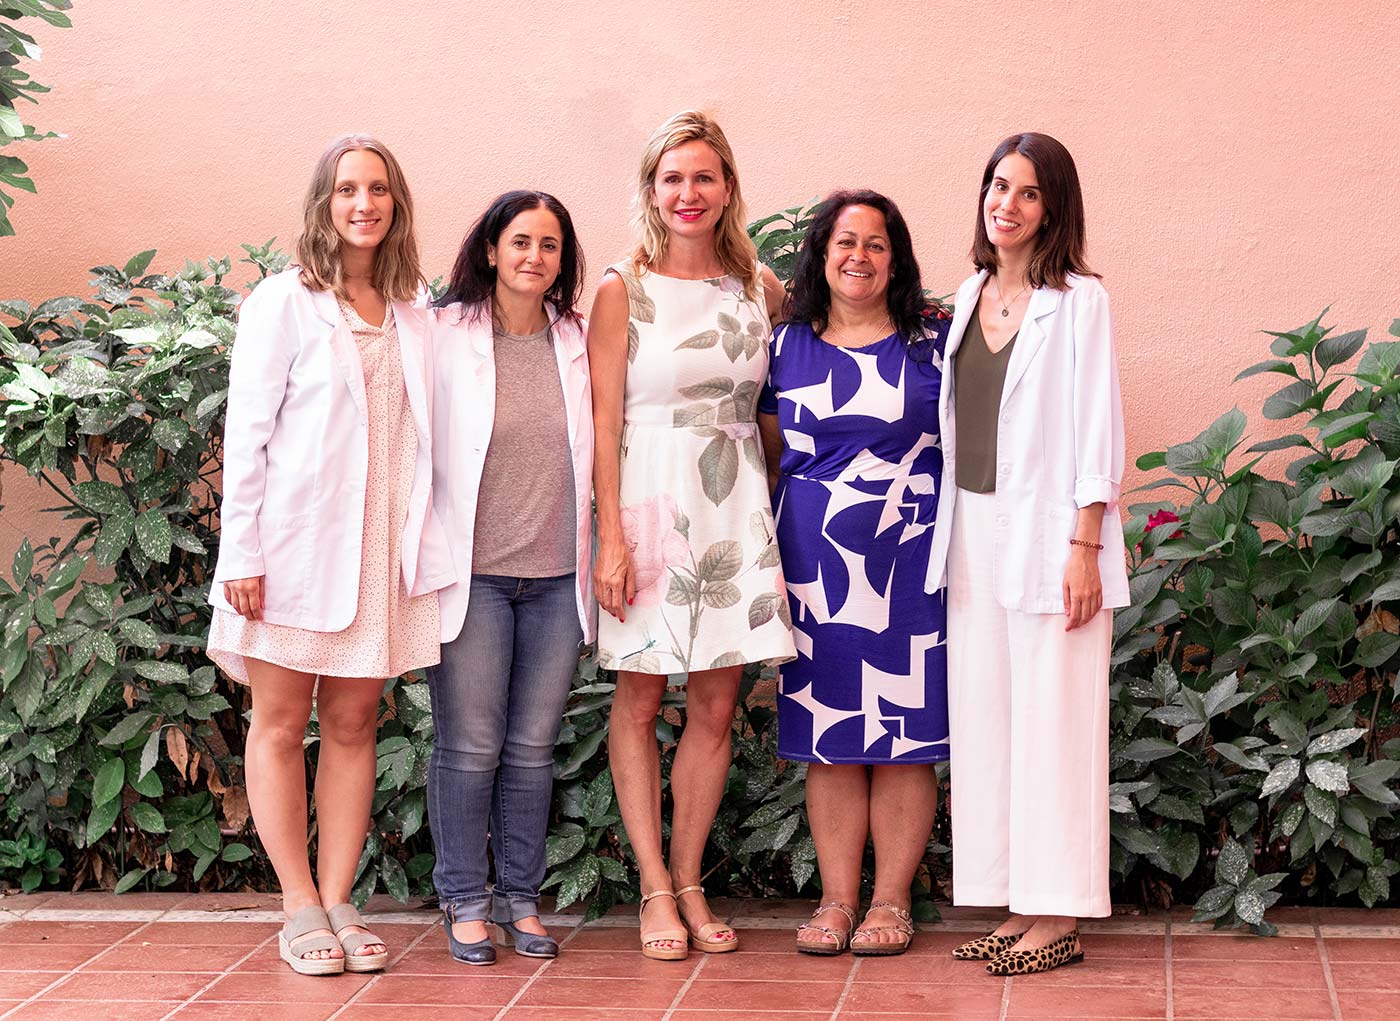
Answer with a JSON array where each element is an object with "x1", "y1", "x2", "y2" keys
[
  {"x1": 210, "y1": 269, "x2": 454, "y2": 630},
  {"x1": 925, "y1": 270, "x2": 1130, "y2": 613},
  {"x1": 425, "y1": 302, "x2": 597, "y2": 645}
]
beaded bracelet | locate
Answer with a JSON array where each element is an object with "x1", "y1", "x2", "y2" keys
[{"x1": 1069, "y1": 538, "x2": 1105, "y2": 551}]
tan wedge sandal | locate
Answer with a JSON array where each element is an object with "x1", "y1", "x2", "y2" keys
[
  {"x1": 278, "y1": 905, "x2": 345, "y2": 976},
  {"x1": 327, "y1": 902, "x2": 388, "y2": 973},
  {"x1": 851, "y1": 900, "x2": 915, "y2": 957},
  {"x1": 795, "y1": 901, "x2": 857, "y2": 955},
  {"x1": 675, "y1": 884, "x2": 739, "y2": 953},
  {"x1": 638, "y1": 889, "x2": 689, "y2": 961}
]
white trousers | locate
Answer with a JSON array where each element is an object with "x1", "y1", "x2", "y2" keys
[{"x1": 946, "y1": 488, "x2": 1112, "y2": 918}]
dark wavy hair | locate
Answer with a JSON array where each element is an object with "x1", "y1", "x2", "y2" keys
[
  {"x1": 970, "y1": 132, "x2": 1098, "y2": 290},
  {"x1": 433, "y1": 190, "x2": 584, "y2": 323},
  {"x1": 783, "y1": 189, "x2": 931, "y2": 343}
]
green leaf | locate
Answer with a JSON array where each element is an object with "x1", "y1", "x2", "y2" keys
[
  {"x1": 1261, "y1": 757, "x2": 1300, "y2": 797},
  {"x1": 130, "y1": 660, "x2": 188, "y2": 683},
  {"x1": 221, "y1": 842, "x2": 253, "y2": 863},
  {"x1": 1216, "y1": 837, "x2": 1251, "y2": 887},
  {"x1": 12, "y1": 538, "x2": 33, "y2": 587},
  {"x1": 1135, "y1": 450, "x2": 1167, "y2": 471},
  {"x1": 1307, "y1": 728, "x2": 1367, "y2": 756},
  {"x1": 1262, "y1": 379, "x2": 1316, "y2": 420},
  {"x1": 151, "y1": 418, "x2": 188, "y2": 453},
  {"x1": 1305, "y1": 760, "x2": 1350, "y2": 794},
  {"x1": 113, "y1": 868, "x2": 150, "y2": 895},
  {"x1": 92, "y1": 756, "x2": 125, "y2": 806},
  {"x1": 94, "y1": 509, "x2": 135, "y2": 567},
  {"x1": 123, "y1": 250, "x2": 157, "y2": 278},
  {"x1": 73, "y1": 481, "x2": 130, "y2": 515},
  {"x1": 1315, "y1": 329, "x2": 1367, "y2": 369},
  {"x1": 86, "y1": 796, "x2": 120, "y2": 845},
  {"x1": 379, "y1": 854, "x2": 409, "y2": 902},
  {"x1": 1121, "y1": 738, "x2": 1183, "y2": 762},
  {"x1": 138, "y1": 728, "x2": 161, "y2": 780},
  {"x1": 134, "y1": 509, "x2": 173, "y2": 563},
  {"x1": 130, "y1": 802, "x2": 166, "y2": 833},
  {"x1": 1295, "y1": 596, "x2": 1339, "y2": 639},
  {"x1": 41, "y1": 555, "x2": 87, "y2": 599},
  {"x1": 1304, "y1": 783, "x2": 1339, "y2": 827},
  {"x1": 1354, "y1": 632, "x2": 1400, "y2": 669},
  {"x1": 116, "y1": 618, "x2": 161, "y2": 650},
  {"x1": 1235, "y1": 359, "x2": 1299, "y2": 381},
  {"x1": 99, "y1": 711, "x2": 153, "y2": 747}
]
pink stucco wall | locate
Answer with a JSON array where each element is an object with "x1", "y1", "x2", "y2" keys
[{"x1": 3, "y1": 2, "x2": 1399, "y2": 558}]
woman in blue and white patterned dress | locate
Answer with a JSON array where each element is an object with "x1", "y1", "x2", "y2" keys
[{"x1": 758, "y1": 190, "x2": 950, "y2": 957}]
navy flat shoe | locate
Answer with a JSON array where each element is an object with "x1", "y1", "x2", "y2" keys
[
  {"x1": 495, "y1": 919, "x2": 559, "y2": 958},
  {"x1": 443, "y1": 916, "x2": 496, "y2": 966}
]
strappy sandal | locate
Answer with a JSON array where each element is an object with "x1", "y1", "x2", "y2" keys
[
  {"x1": 795, "y1": 901, "x2": 856, "y2": 955},
  {"x1": 675, "y1": 884, "x2": 739, "y2": 954},
  {"x1": 326, "y1": 902, "x2": 388, "y2": 973},
  {"x1": 278, "y1": 905, "x2": 345, "y2": 976},
  {"x1": 638, "y1": 889, "x2": 688, "y2": 961},
  {"x1": 850, "y1": 900, "x2": 915, "y2": 957}
]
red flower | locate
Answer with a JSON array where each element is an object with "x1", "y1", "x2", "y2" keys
[{"x1": 1145, "y1": 509, "x2": 1184, "y2": 539}]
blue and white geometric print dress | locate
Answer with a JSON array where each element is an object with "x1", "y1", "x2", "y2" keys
[{"x1": 759, "y1": 319, "x2": 951, "y2": 764}]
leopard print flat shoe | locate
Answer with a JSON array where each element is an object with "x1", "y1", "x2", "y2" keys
[
  {"x1": 951, "y1": 932, "x2": 1023, "y2": 961},
  {"x1": 986, "y1": 928, "x2": 1084, "y2": 975}
]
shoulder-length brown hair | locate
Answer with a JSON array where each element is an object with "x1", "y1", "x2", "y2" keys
[
  {"x1": 970, "y1": 132, "x2": 1098, "y2": 291},
  {"x1": 629, "y1": 110, "x2": 761, "y2": 302},
  {"x1": 296, "y1": 133, "x2": 424, "y2": 303}
]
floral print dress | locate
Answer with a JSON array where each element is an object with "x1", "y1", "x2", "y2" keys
[{"x1": 596, "y1": 264, "x2": 796, "y2": 674}]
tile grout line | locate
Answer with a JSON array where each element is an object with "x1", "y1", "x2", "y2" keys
[
  {"x1": 156, "y1": 929, "x2": 280, "y2": 1021},
  {"x1": 0, "y1": 916, "x2": 161, "y2": 1020},
  {"x1": 1164, "y1": 917, "x2": 1174, "y2": 1021},
  {"x1": 488, "y1": 916, "x2": 592, "y2": 1021},
  {"x1": 659, "y1": 945, "x2": 710, "y2": 1021},
  {"x1": 1314, "y1": 922, "x2": 1343, "y2": 1021},
  {"x1": 823, "y1": 954, "x2": 861, "y2": 1021},
  {"x1": 996, "y1": 975, "x2": 1012, "y2": 1021},
  {"x1": 328, "y1": 920, "x2": 439, "y2": 1020}
]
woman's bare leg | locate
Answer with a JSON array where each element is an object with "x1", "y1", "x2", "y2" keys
[{"x1": 800, "y1": 763, "x2": 868, "y2": 947}]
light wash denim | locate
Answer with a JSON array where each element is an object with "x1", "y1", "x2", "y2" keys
[{"x1": 425, "y1": 573, "x2": 582, "y2": 923}]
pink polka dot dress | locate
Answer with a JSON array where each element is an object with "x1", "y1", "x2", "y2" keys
[{"x1": 207, "y1": 299, "x2": 440, "y2": 682}]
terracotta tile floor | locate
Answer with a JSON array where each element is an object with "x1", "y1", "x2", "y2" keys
[{"x1": 0, "y1": 894, "x2": 1396, "y2": 1020}]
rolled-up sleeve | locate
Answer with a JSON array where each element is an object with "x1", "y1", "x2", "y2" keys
[
  {"x1": 1070, "y1": 281, "x2": 1124, "y2": 509},
  {"x1": 212, "y1": 282, "x2": 296, "y2": 582}
]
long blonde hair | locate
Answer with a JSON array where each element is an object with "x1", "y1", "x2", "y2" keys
[
  {"x1": 629, "y1": 110, "x2": 760, "y2": 301},
  {"x1": 296, "y1": 134, "x2": 424, "y2": 303}
]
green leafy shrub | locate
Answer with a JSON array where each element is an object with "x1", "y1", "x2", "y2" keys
[
  {"x1": 3, "y1": 214, "x2": 1395, "y2": 927},
  {"x1": 1109, "y1": 310, "x2": 1400, "y2": 932},
  {"x1": 0, "y1": 1, "x2": 72, "y2": 236}
]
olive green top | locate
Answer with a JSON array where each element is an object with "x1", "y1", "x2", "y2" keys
[{"x1": 954, "y1": 303, "x2": 1017, "y2": 493}]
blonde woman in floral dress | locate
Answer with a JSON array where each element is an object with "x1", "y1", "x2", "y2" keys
[{"x1": 590, "y1": 110, "x2": 795, "y2": 961}]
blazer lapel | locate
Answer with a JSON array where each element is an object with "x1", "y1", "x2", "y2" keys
[
  {"x1": 309, "y1": 287, "x2": 368, "y2": 423},
  {"x1": 550, "y1": 311, "x2": 590, "y2": 445},
  {"x1": 1000, "y1": 285, "x2": 1061, "y2": 404},
  {"x1": 394, "y1": 298, "x2": 431, "y2": 442},
  {"x1": 939, "y1": 271, "x2": 988, "y2": 423}
]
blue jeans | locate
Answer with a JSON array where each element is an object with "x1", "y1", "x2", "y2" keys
[{"x1": 426, "y1": 573, "x2": 582, "y2": 923}]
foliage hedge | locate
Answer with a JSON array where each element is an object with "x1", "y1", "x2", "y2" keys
[{"x1": 1, "y1": 211, "x2": 1397, "y2": 931}]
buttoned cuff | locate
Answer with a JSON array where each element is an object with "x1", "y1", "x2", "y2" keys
[{"x1": 1073, "y1": 476, "x2": 1119, "y2": 508}]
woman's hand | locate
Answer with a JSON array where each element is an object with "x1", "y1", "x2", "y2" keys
[
  {"x1": 594, "y1": 540, "x2": 636, "y2": 622},
  {"x1": 1062, "y1": 547, "x2": 1102, "y2": 631},
  {"x1": 223, "y1": 576, "x2": 266, "y2": 620}
]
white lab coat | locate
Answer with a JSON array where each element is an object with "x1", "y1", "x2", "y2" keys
[
  {"x1": 925, "y1": 270, "x2": 1129, "y2": 613},
  {"x1": 425, "y1": 302, "x2": 597, "y2": 644},
  {"x1": 210, "y1": 268, "x2": 453, "y2": 630}
]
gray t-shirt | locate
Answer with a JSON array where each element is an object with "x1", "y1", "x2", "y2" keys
[{"x1": 471, "y1": 323, "x2": 576, "y2": 577}]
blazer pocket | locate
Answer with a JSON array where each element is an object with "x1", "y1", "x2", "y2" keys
[{"x1": 257, "y1": 514, "x2": 314, "y2": 616}]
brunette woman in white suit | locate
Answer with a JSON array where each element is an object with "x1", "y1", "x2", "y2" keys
[
  {"x1": 207, "y1": 135, "x2": 452, "y2": 976},
  {"x1": 926, "y1": 132, "x2": 1129, "y2": 976}
]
